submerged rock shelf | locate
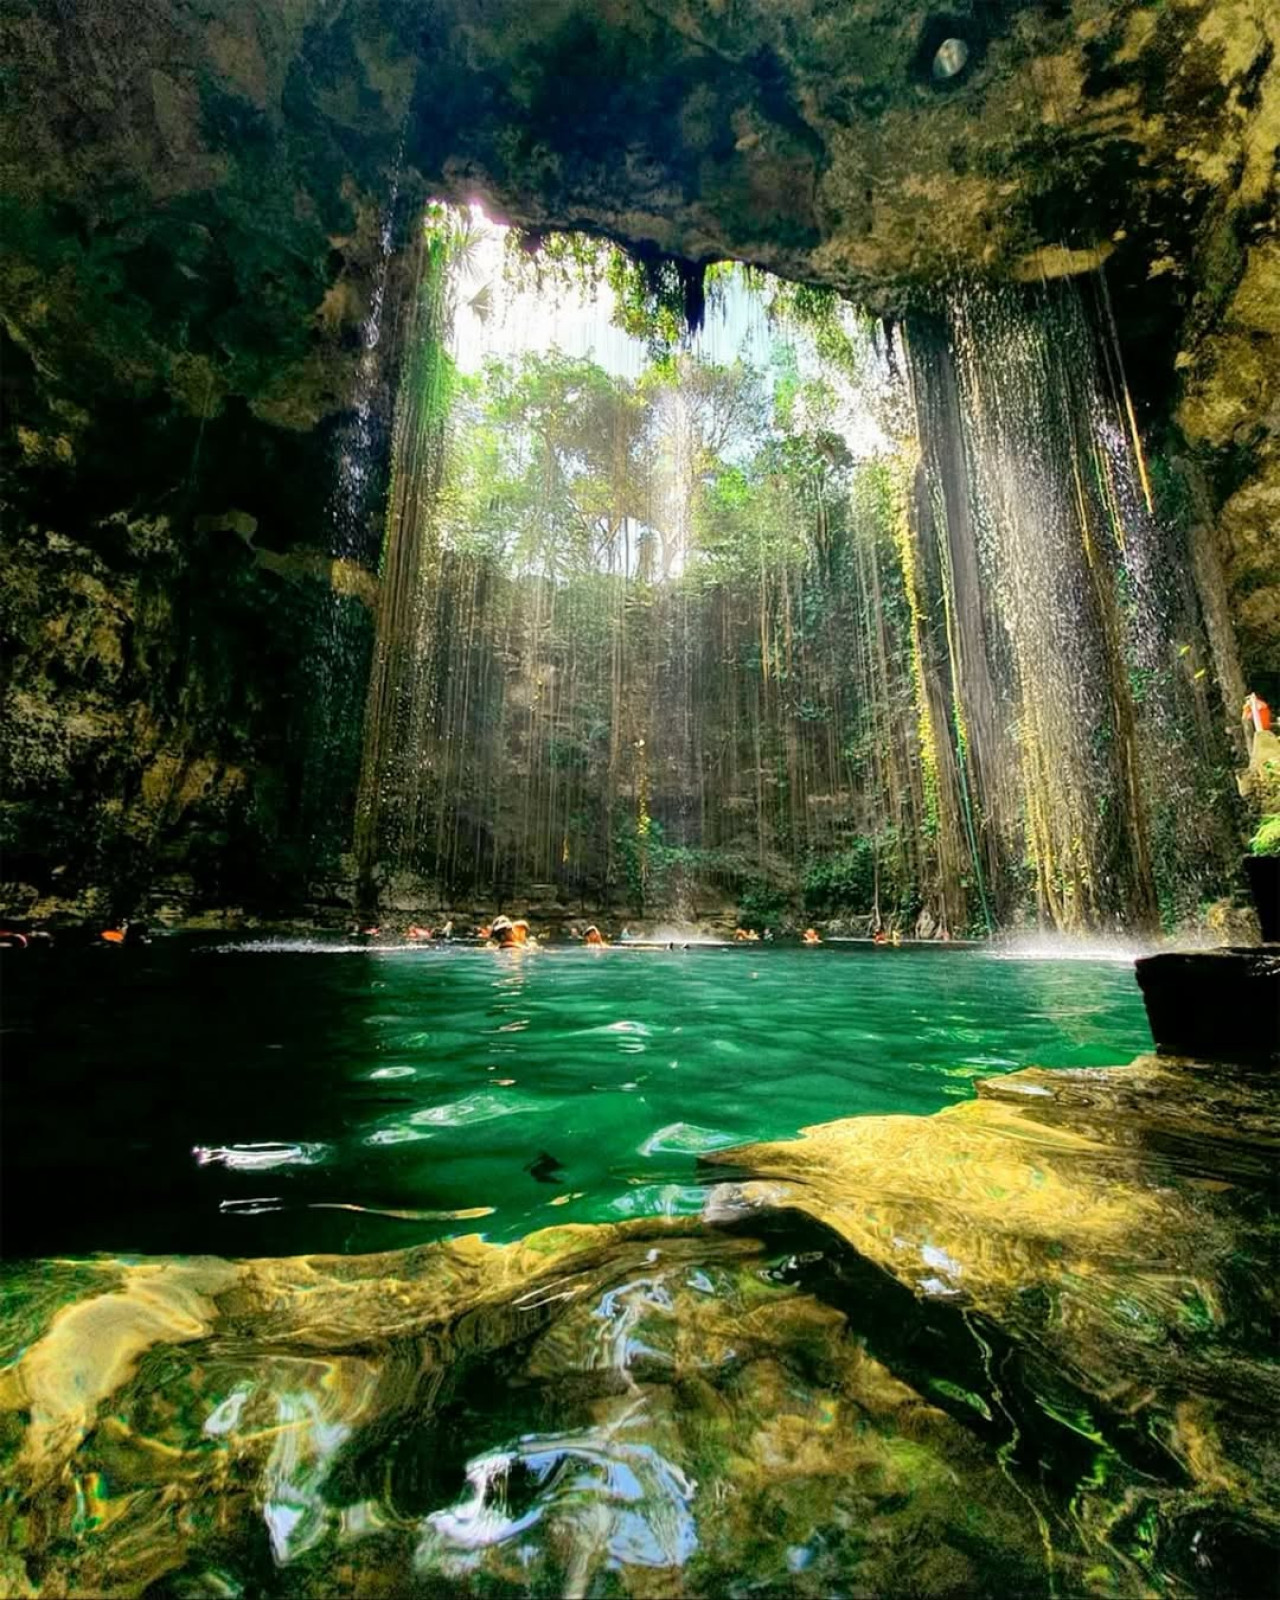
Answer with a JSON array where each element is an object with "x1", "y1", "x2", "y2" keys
[{"x1": 2, "y1": 1057, "x2": 1277, "y2": 1596}]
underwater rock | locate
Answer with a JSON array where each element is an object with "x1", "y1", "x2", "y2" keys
[
  {"x1": 703, "y1": 1054, "x2": 1280, "y2": 1559},
  {"x1": 0, "y1": 1219, "x2": 1155, "y2": 1595},
  {"x1": 3, "y1": 1058, "x2": 1279, "y2": 1595}
]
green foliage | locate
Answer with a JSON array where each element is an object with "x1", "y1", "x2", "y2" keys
[
  {"x1": 605, "y1": 252, "x2": 690, "y2": 350},
  {"x1": 377, "y1": 230, "x2": 936, "y2": 911},
  {"x1": 610, "y1": 812, "x2": 710, "y2": 910},
  {"x1": 763, "y1": 279, "x2": 870, "y2": 379},
  {"x1": 1249, "y1": 815, "x2": 1280, "y2": 856},
  {"x1": 802, "y1": 840, "x2": 877, "y2": 915},
  {"x1": 502, "y1": 228, "x2": 734, "y2": 355},
  {"x1": 737, "y1": 879, "x2": 790, "y2": 929}
]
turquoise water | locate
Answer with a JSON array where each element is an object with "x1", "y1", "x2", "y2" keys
[{"x1": 3, "y1": 940, "x2": 1152, "y2": 1258}]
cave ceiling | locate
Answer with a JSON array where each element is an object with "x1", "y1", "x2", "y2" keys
[
  {"x1": 3, "y1": 0, "x2": 1275, "y2": 379},
  {"x1": 1, "y1": 0, "x2": 1276, "y2": 649}
]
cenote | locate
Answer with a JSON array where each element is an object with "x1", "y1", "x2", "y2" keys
[
  {"x1": 4, "y1": 941, "x2": 1152, "y2": 1257},
  {"x1": 3, "y1": 3, "x2": 1279, "y2": 1596}
]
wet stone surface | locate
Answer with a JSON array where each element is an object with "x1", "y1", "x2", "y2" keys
[{"x1": 1, "y1": 1055, "x2": 1277, "y2": 1596}]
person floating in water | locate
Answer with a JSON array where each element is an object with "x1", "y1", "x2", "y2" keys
[
  {"x1": 406, "y1": 924, "x2": 432, "y2": 941},
  {"x1": 802, "y1": 927, "x2": 822, "y2": 945},
  {"x1": 486, "y1": 915, "x2": 517, "y2": 948},
  {"x1": 583, "y1": 925, "x2": 607, "y2": 946},
  {"x1": 511, "y1": 919, "x2": 533, "y2": 947},
  {"x1": 872, "y1": 927, "x2": 887, "y2": 945}
]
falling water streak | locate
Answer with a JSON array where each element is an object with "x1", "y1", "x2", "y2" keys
[{"x1": 298, "y1": 137, "x2": 409, "y2": 865}]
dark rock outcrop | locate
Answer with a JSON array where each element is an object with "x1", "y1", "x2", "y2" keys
[{"x1": 1136, "y1": 947, "x2": 1280, "y2": 1060}]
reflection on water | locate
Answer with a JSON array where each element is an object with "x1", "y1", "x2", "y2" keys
[
  {"x1": 1, "y1": 1054, "x2": 1277, "y2": 1597},
  {"x1": 2, "y1": 942, "x2": 1151, "y2": 1257}
]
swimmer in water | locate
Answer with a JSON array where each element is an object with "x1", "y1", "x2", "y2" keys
[
  {"x1": 487, "y1": 915, "x2": 517, "y2": 948},
  {"x1": 583, "y1": 925, "x2": 607, "y2": 946},
  {"x1": 802, "y1": 927, "x2": 822, "y2": 945},
  {"x1": 511, "y1": 919, "x2": 533, "y2": 947},
  {"x1": 406, "y1": 924, "x2": 432, "y2": 941}
]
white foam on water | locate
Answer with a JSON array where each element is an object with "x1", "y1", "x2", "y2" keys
[
  {"x1": 640, "y1": 1122, "x2": 740, "y2": 1156},
  {"x1": 417, "y1": 1431, "x2": 697, "y2": 1573},
  {"x1": 989, "y1": 934, "x2": 1154, "y2": 964},
  {"x1": 607, "y1": 1183, "x2": 708, "y2": 1219},
  {"x1": 364, "y1": 1126, "x2": 432, "y2": 1146},
  {"x1": 624, "y1": 925, "x2": 729, "y2": 946},
  {"x1": 205, "y1": 939, "x2": 372, "y2": 955}
]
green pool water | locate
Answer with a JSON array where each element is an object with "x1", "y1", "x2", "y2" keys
[
  {"x1": 7, "y1": 942, "x2": 1277, "y2": 1600},
  {"x1": 4, "y1": 939, "x2": 1151, "y2": 1258}
]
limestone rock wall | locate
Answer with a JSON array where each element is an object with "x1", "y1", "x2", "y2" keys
[{"x1": 0, "y1": 514, "x2": 373, "y2": 924}]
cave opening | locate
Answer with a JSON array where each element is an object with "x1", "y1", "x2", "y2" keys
[{"x1": 339, "y1": 202, "x2": 1245, "y2": 939}]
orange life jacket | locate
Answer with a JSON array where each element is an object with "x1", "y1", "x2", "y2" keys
[{"x1": 1245, "y1": 694, "x2": 1272, "y2": 733}]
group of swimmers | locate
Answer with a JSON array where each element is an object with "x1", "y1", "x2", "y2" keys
[
  {"x1": 479, "y1": 917, "x2": 607, "y2": 949},
  {"x1": 364, "y1": 916, "x2": 607, "y2": 949},
  {"x1": 0, "y1": 914, "x2": 942, "y2": 953}
]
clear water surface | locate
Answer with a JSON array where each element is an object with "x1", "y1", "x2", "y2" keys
[{"x1": 3, "y1": 939, "x2": 1152, "y2": 1258}]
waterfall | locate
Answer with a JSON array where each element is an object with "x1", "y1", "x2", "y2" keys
[
  {"x1": 295, "y1": 146, "x2": 408, "y2": 887},
  {"x1": 903, "y1": 279, "x2": 1243, "y2": 932},
  {"x1": 354, "y1": 209, "x2": 470, "y2": 911}
]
